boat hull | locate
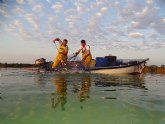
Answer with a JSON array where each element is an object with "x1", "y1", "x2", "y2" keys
[{"x1": 90, "y1": 59, "x2": 148, "y2": 75}]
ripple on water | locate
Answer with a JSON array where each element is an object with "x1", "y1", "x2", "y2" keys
[{"x1": 0, "y1": 69, "x2": 165, "y2": 124}]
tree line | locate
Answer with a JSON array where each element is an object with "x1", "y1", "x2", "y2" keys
[{"x1": 0, "y1": 62, "x2": 36, "y2": 68}]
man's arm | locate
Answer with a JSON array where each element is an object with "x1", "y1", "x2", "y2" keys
[
  {"x1": 75, "y1": 47, "x2": 82, "y2": 55},
  {"x1": 76, "y1": 50, "x2": 81, "y2": 55},
  {"x1": 53, "y1": 38, "x2": 62, "y2": 44}
]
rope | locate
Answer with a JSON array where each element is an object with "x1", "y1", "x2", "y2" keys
[{"x1": 54, "y1": 42, "x2": 58, "y2": 51}]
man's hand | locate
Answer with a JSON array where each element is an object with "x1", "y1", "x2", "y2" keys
[
  {"x1": 75, "y1": 52, "x2": 79, "y2": 56},
  {"x1": 53, "y1": 38, "x2": 60, "y2": 43}
]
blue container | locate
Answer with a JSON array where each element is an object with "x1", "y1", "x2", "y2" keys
[
  {"x1": 111, "y1": 60, "x2": 123, "y2": 66},
  {"x1": 96, "y1": 57, "x2": 109, "y2": 67}
]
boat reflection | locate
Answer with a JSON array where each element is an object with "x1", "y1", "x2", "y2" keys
[
  {"x1": 94, "y1": 74, "x2": 147, "y2": 89},
  {"x1": 34, "y1": 73, "x2": 147, "y2": 111}
]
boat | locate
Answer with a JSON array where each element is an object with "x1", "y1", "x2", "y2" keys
[
  {"x1": 34, "y1": 56, "x2": 149, "y2": 74},
  {"x1": 89, "y1": 58, "x2": 149, "y2": 74}
]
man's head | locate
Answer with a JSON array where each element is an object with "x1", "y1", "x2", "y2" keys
[
  {"x1": 81, "y1": 40, "x2": 86, "y2": 47},
  {"x1": 62, "y1": 39, "x2": 68, "y2": 46}
]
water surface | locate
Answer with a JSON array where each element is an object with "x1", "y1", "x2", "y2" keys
[{"x1": 0, "y1": 68, "x2": 165, "y2": 124}]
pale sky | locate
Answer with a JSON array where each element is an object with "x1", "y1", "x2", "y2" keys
[{"x1": 0, "y1": 0, "x2": 165, "y2": 66}]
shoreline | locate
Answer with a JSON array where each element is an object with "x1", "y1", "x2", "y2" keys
[
  {"x1": 0, "y1": 63, "x2": 36, "y2": 68},
  {"x1": 143, "y1": 66, "x2": 165, "y2": 74},
  {"x1": 1, "y1": 65, "x2": 165, "y2": 74}
]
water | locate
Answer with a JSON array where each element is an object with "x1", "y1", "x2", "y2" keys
[{"x1": 0, "y1": 68, "x2": 165, "y2": 124}]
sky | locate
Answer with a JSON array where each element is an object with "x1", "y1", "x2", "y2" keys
[{"x1": 0, "y1": 0, "x2": 165, "y2": 66}]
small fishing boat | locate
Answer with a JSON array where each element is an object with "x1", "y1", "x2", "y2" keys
[
  {"x1": 89, "y1": 58, "x2": 149, "y2": 74},
  {"x1": 34, "y1": 56, "x2": 149, "y2": 74}
]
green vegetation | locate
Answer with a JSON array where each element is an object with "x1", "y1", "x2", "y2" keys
[
  {"x1": 143, "y1": 65, "x2": 165, "y2": 74},
  {"x1": 0, "y1": 62, "x2": 36, "y2": 68}
]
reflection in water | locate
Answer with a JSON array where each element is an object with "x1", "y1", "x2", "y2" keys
[
  {"x1": 0, "y1": 92, "x2": 2, "y2": 100},
  {"x1": 79, "y1": 75, "x2": 91, "y2": 102},
  {"x1": 1, "y1": 69, "x2": 165, "y2": 124},
  {"x1": 33, "y1": 73, "x2": 157, "y2": 114},
  {"x1": 34, "y1": 73, "x2": 48, "y2": 86},
  {"x1": 33, "y1": 73, "x2": 148, "y2": 110},
  {"x1": 95, "y1": 74, "x2": 146, "y2": 89},
  {"x1": 50, "y1": 74, "x2": 92, "y2": 110},
  {"x1": 51, "y1": 76, "x2": 67, "y2": 111},
  {"x1": 49, "y1": 74, "x2": 148, "y2": 111}
]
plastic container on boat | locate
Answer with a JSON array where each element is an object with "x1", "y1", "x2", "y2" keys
[
  {"x1": 95, "y1": 57, "x2": 109, "y2": 67},
  {"x1": 105, "y1": 56, "x2": 117, "y2": 65}
]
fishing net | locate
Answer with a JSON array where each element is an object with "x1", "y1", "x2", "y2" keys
[
  {"x1": 34, "y1": 53, "x2": 84, "y2": 72},
  {"x1": 66, "y1": 53, "x2": 84, "y2": 70}
]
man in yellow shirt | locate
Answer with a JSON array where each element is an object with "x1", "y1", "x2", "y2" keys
[
  {"x1": 52, "y1": 38, "x2": 69, "y2": 69},
  {"x1": 75, "y1": 40, "x2": 92, "y2": 69}
]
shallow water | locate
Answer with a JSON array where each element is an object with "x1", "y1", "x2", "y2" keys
[{"x1": 0, "y1": 68, "x2": 165, "y2": 124}]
